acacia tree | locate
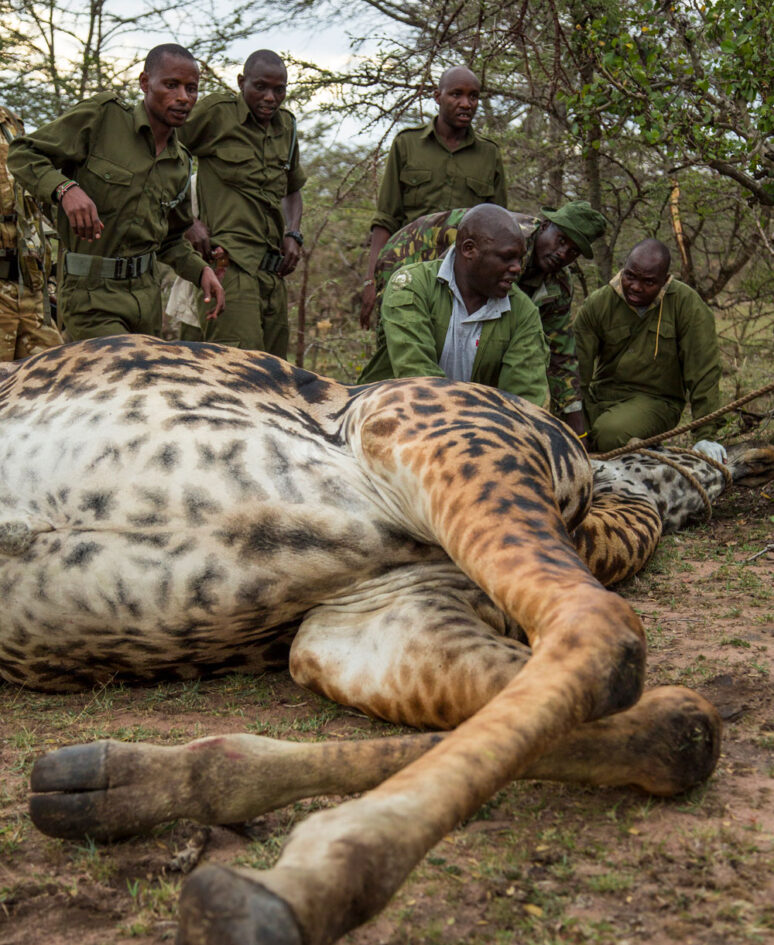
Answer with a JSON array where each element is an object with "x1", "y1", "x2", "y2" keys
[{"x1": 0, "y1": 0, "x2": 270, "y2": 126}]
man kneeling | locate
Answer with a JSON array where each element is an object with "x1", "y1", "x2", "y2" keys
[{"x1": 358, "y1": 204, "x2": 549, "y2": 408}]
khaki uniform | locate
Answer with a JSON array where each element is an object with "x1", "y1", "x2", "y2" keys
[
  {"x1": 178, "y1": 93, "x2": 306, "y2": 356},
  {"x1": 359, "y1": 257, "x2": 549, "y2": 407},
  {"x1": 7, "y1": 93, "x2": 205, "y2": 340},
  {"x1": 372, "y1": 120, "x2": 507, "y2": 235},
  {"x1": 375, "y1": 208, "x2": 579, "y2": 415},
  {"x1": 574, "y1": 272, "x2": 722, "y2": 450},
  {"x1": 0, "y1": 107, "x2": 62, "y2": 360}
]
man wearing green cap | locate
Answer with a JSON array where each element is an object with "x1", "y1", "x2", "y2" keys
[
  {"x1": 358, "y1": 204, "x2": 549, "y2": 407},
  {"x1": 365, "y1": 200, "x2": 607, "y2": 434},
  {"x1": 574, "y1": 238, "x2": 725, "y2": 460}
]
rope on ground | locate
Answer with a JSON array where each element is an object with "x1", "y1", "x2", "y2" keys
[{"x1": 591, "y1": 379, "x2": 774, "y2": 461}]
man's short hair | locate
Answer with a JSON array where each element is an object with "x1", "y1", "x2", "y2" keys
[
  {"x1": 243, "y1": 50, "x2": 286, "y2": 74},
  {"x1": 629, "y1": 238, "x2": 671, "y2": 272},
  {"x1": 143, "y1": 44, "x2": 197, "y2": 74}
]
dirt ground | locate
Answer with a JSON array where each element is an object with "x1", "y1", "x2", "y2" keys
[{"x1": 1, "y1": 479, "x2": 772, "y2": 945}]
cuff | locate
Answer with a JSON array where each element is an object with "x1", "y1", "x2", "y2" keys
[{"x1": 40, "y1": 169, "x2": 71, "y2": 203}]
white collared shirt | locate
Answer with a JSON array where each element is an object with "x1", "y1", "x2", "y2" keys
[{"x1": 437, "y1": 248, "x2": 511, "y2": 382}]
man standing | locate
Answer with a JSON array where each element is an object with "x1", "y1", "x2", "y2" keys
[
  {"x1": 371, "y1": 201, "x2": 607, "y2": 435},
  {"x1": 0, "y1": 105, "x2": 63, "y2": 359},
  {"x1": 179, "y1": 50, "x2": 305, "y2": 357},
  {"x1": 7, "y1": 44, "x2": 223, "y2": 340},
  {"x1": 358, "y1": 205, "x2": 548, "y2": 408},
  {"x1": 360, "y1": 66, "x2": 507, "y2": 328},
  {"x1": 574, "y1": 238, "x2": 725, "y2": 459}
]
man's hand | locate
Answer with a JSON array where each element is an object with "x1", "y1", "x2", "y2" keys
[
  {"x1": 201, "y1": 267, "x2": 225, "y2": 320},
  {"x1": 360, "y1": 282, "x2": 376, "y2": 330},
  {"x1": 186, "y1": 219, "x2": 212, "y2": 261},
  {"x1": 61, "y1": 186, "x2": 104, "y2": 242},
  {"x1": 278, "y1": 235, "x2": 301, "y2": 277}
]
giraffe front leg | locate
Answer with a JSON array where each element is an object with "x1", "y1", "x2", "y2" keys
[{"x1": 29, "y1": 731, "x2": 441, "y2": 841}]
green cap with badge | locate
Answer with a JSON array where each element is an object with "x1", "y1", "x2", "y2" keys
[{"x1": 541, "y1": 201, "x2": 608, "y2": 259}]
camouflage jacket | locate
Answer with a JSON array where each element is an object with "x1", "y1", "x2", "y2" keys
[
  {"x1": 0, "y1": 106, "x2": 49, "y2": 292},
  {"x1": 375, "y1": 208, "x2": 580, "y2": 414}
]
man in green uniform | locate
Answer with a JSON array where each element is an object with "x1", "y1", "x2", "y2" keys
[
  {"x1": 7, "y1": 44, "x2": 223, "y2": 340},
  {"x1": 0, "y1": 105, "x2": 63, "y2": 359},
  {"x1": 372, "y1": 201, "x2": 607, "y2": 435},
  {"x1": 179, "y1": 49, "x2": 306, "y2": 357},
  {"x1": 359, "y1": 205, "x2": 549, "y2": 408},
  {"x1": 360, "y1": 66, "x2": 507, "y2": 329},
  {"x1": 574, "y1": 238, "x2": 726, "y2": 460}
]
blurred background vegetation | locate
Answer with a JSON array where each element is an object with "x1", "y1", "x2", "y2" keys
[{"x1": 2, "y1": 0, "x2": 772, "y2": 424}]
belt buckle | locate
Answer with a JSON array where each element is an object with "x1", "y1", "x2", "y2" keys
[{"x1": 113, "y1": 257, "x2": 127, "y2": 279}]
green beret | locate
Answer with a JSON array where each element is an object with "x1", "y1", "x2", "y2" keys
[{"x1": 541, "y1": 201, "x2": 608, "y2": 259}]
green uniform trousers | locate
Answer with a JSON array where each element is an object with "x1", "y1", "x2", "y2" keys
[
  {"x1": 59, "y1": 271, "x2": 163, "y2": 340},
  {"x1": 584, "y1": 391, "x2": 682, "y2": 451},
  {"x1": 197, "y1": 263, "x2": 288, "y2": 358}
]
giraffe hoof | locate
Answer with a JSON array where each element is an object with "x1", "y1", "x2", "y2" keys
[
  {"x1": 178, "y1": 864, "x2": 303, "y2": 945},
  {"x1": 29, "y1": 741, "x2": 157, "y2": 841}
]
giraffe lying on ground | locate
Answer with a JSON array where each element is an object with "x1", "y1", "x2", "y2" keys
[{"x1": 1, "y1": 337, "x2": 771, "y2": 945}]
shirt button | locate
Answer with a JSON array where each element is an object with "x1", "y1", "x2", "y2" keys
[{"x1": 105, "y1": 173, "x2": 111, "y2": 179}]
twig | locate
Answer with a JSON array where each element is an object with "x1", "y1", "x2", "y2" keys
[{"x1": 744, "y1": 542, "x2": 774, "y2": 563}]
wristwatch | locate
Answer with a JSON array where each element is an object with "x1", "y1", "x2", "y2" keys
[{"x1": 284, "y1": 230, "x2": 304, "y2": 246}]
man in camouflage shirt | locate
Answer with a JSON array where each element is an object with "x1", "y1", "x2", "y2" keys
[
  {"x1": 0, "y1": 105, "x2": 63, "y2": 359},
  {"x1": 372, "y1": 201, "x2": 607, "y2": 435}
]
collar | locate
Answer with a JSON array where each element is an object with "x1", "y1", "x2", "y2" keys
[
  {"x1": 438, "y1": 248, "x2": 511, "y2": 321},
  {"x1": 610, "y1": 269, "x2": 673, "y2": 313},
  {"x1": 420, "y1": 118, "x2": 477, "y2": 150},
  {"x1": 237, "y1": 95, "x2": 286, "y2": 136},
  {"x1": 135, "y1": 101, "x2": 181, "y2": 157}
]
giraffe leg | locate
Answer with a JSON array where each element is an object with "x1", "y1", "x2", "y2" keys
[
  {"x1": 174, "y1": 391, "x2": 652, "y2": 945},
  {"x1": 289, "y1": 565, "x2": 531, "y2": 729},
  {"x1": 29, "y1": 683, "x2": 719, "y2": 844}
]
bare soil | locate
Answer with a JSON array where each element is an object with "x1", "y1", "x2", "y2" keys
[{"x1": 1, "y1": 485, "x2": 772, "y2": 945}]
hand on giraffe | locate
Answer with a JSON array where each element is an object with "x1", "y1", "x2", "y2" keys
[{"x1": 693, "y1": 440, "x2": 727, "y2": 464}]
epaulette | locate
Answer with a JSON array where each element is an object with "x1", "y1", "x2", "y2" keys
[
  {"x1": 395, "y1": 125, "x2": 430, "y2": 137},
  {"x1": 92, "y1": 90, "x2": 131, "y2": 110},
  {"x1": 198, "y1": 90, "x2": 238, "y2": 109},
  {"x1": 474, "y1": 131, "x2": 501, "y2": 147}
]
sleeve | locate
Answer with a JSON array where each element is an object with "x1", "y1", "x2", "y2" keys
[
  {"x1": 540, "y1": 280, "x2": 580, "y2": 413},
  {"x1": 379, "y1": 270, "x2": 445, "y2": 379},
  {"x1": 371, "y1": 137, "x2": 405, "y2": 234},
  {"x1": 7, "y1": 98, "x2": 102, "y2": 204},
  {"x1": 496, "y1": 301, "x2": 550, "y2": 407},
  {"x1": 286, "y1": 126, "x2": 306, "y2": 194},
  {"x1": 176, "y1": 102, "x2": 213, "y2": 156},
  {"x1": 678, "y1": 295, "x2": 722, "y2": 438},
  {"x1": 492, "y1": 147, "x2": 508, "y2": 209},
  {"x1": 573, "y1": 299, "x2": 601, "y2": 396}
]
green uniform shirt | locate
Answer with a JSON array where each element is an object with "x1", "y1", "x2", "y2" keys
[
  {"x1": 375, "y1": 208, "x2": 578, "y2": 413},
  {"x1": 574, "y1": 272, "x2": 721, "y2": 439},
  {"x1": 7, "y1": 93, "x2": 205, "y2": 285},
  {"x1": 359, "y1": 257, "x2": 549, "y2": 407},
  {"x1": 179, "y1": 93, "x2": 306, "y2": 274},
  {"x1": 371, "y1": 120, "x2": 507, "y2": 234}
]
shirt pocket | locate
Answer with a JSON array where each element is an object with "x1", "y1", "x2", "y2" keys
[
  {"x1": 80, "y1": 154, "x2": 133, "y2": 213},
  {"x1": 211, "y1": 145, "x2": 259, "y2": 186},
  {"x1": 465, "y1": 174, "x2": 495, "y2": 200},
  {"x1": 399, "y1": 167, "x2": 433, "y2": 211}
]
